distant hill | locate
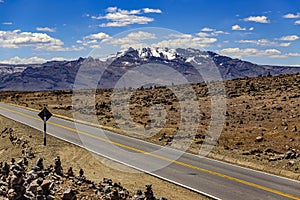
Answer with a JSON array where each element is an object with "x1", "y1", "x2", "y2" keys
[{"x1": 0, "y1": 48, "x2": 299, "y2": 91}]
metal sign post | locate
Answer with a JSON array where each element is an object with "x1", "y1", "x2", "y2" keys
[
  {"x1": 38, "y1": 107, "x2": 52, "y2": 146},
  {"x1": 43, "y1": 116, "x2": 47, "y2": 146}
]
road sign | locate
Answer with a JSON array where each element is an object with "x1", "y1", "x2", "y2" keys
[
  {"x1": 38, "y1": 107, "x2": 52, "y2": 146},
  {"x1": 38, "y1": 107, "x2": 52, "y2": 121}
]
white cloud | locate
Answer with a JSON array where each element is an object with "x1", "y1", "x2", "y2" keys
[
  {"x1": 106, "y1": 7, "x2": 118, "y2": 13},
  {"x1": 103, "y1": 31, "x2": 217, "y2": 50},
  {"x1": 282, "y1": 13, "x2": 300, "y2": 25},
  {"x1": 36, "y1": 27, "x2": 56, "y2": 32},
  {"x1": 2, "y1": 56, "x2": 47, "y2": 64},
  {"x1": 128, "y1": 31, "x2": 157, "y2": 40},
  {"x1": 268, "y1": 54, "x2": 287, "y2": 59},
  {"x1": 105, "y1": 31, "x2": 156, "y2": 48},
  {"x1": 197, "y1": 28, "x2": 229, "y2": 37},
  {"x1": 0, "y1": 30, "x2": 63, "y2": 49},
  {"x1": 89, "y1": 45, "x2": 102, "y2": 49},
  {"x1": 236, "y1": 39, "x2": 291, "y2": 47},
  {"x1": 279, "y1": 42, "x2": 291, "y2": 47},
  {"x1": 218, "y1": 48, "x2": 281, "y2": 58},
  {"x1": 201, "y1": 27, "x2": 215, "y2": 32},
  {"x1": 36, "y1": 45, "x2": 84, "y2": 52},
  {"x1": 153, "y1": 37, "x2": 217, "y2": 49},
  {"x1": 249, "y1": 27, "x2": 254, "y2": 31},
  {"x1": 219, "y1": 48, "x2": 300, "y2": 60},
  {"x1": 210, "y1": 30, "x2": 229, "y2": 36},
  {"x1": 0, "y1": 29, "x2": 82, "y2": 51},
  {"x1": 84, "y1": 32, "x2": 110, "y2": 40},
  {"x1": 278, "y1": 35, "x2": 299, "y2": 41},
  {"x1": 92, "y1": 7, "x2": 162, "y2": 27},
  {"x1": 0, "y1": 56, "x2": 68, "y2": 64},
  {"x1": 287, "y1": 53, "x2": 300, "y2": 57},
  {"x1": 196, "y1": 32, "x2": 210, "y2": 37},
  {"x1": 2, "y1": 22, "x2": 12, "y2": 25},
  {"x1": 49, "y1": 57, "x2": 68, "y2": 61},
  {"x1": 283, "y1": 13, "x2": 300, "y2": 19},
  {"x1": 244, "y1": 16, "x2": 270, "y2": 23},
  {"x1": 143, "y1": 8, "x2": 162, "y2": 13},
  {"x1": 169, "y1": 33, "x2": 193, "y2": 38},
  {"x1": 78, "y1": 32, "x2": 111, "y2": 48},
  {"x1": 269, "y1": 52, "x2": 300, "y2": 59},
  {"x1": 0, "y1": 0, "x2": 4, "y2": 3},
  {"x1": 232, "y1": 24, "x2": 246, "y2": 31}
]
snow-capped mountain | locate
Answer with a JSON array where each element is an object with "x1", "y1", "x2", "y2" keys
[
  {"x1": 136, "y1": 47, "x2": 178, "y2": 60},
  {"x1": 114, "y1": 47, "x2": 198, "y2": 61},
  {"x1": 0, "y1": 64, "x2": 28, "y2": 75},
  {"x1": 0, "y1": 47, "x2": 300, "y2": 91}
]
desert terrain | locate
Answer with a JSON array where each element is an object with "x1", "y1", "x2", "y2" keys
[
  {"x1": 0, "y1": 72, "x2": 300, "y2": 183},
  {"x1": 0, "y1": 115, "x2": 210, "y2": 199}
]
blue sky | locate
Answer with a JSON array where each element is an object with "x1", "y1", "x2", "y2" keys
[{"x1": 0, "y1": 0, "x2": 300, "y2": 66}]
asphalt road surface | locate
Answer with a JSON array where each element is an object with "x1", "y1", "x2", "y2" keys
[{"x1": 0, "y1": 103, "x2": 299, "y2": 200}]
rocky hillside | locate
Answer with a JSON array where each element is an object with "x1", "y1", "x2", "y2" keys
[{"x1": 0, "y1": 47, "x2": 300, "y2": 91}]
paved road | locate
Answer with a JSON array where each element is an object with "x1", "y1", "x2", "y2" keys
[{"x1": 0, "y1": 103, "x2": 299, "y2": 200}]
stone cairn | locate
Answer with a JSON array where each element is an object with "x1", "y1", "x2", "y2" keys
[{"x1": 0, "y1": 157, "x2": 167, "y2": 200}]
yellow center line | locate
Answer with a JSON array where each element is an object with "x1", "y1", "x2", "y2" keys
[
  {"x1": 6, "y1": 103, "x2": 120, "y2": 132},
  {"x1": 0, "y1": 104, "x2": 299, "y2": 200}
]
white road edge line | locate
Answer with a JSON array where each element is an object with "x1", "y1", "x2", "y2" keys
[
  {"x1": 0, "y1": 112, "x2": 222, "y2": 200},
  {"x1": 7, "y1": 103, "x2": 300, "y2": 183}
]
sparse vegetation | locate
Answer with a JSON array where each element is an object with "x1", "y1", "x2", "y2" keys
[{"x1": 1, "y1": 72, "x2": 300, "y2": 180}]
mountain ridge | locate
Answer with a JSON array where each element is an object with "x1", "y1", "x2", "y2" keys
[{"x1": 0, "y1": 47, "x2": 299, "y2": 91}]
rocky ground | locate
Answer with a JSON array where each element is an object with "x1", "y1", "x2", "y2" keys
[
  {"x1": 0, "y1": 128, "x2": 166, "y2": 200},
  {"x1": 0, "y1": 117, "x2": 209, "y2": 200},
  {"x1": 0, "y1": 153, "x2": 164, "y2": 200},
  {"x1": 0, "y1": 72, "x2": 300, "y2": 180}
]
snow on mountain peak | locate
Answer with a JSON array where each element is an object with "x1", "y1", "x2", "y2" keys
[
  {"x1": 137, "y1": 47, "x2": 177, "y2": 60},
  {"x1": 104, "y1": 47, "x2": 210, "y2": 63},
  {"x1": 114, "y1": 47, "x2": 178, "y2": 60}
]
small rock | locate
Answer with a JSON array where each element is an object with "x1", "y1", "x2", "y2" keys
[
  {"x1": 62, "y1": 188, "x2": 77, "y2": 200},
  {"x1": 67, "y1": 167, "x2": 74, "y2": 177},
  {"x1": 41, "y1": 179, "x2": 51, "y2": 191},
  {"x1": 35, "y1": 158, "x2": 44, "y2": 170},
  {"x1": 269, "y1": 157, "x2": 278, "y2": 162},
  {"x1": 103, "y1": 178, "x2": 113, "y2": 185},
  {"x1": 79, "y1": 168, "x2": 84, "y2": 177},
  {"x1": 281, "y1": 121, "x2": 288, "y2": 126},
  {"x1": 255, "y1": 136, "x2": 263, "y2": 142},
  {"x1": 285, "y1": 149, "x2": 297, "y2": 159},
  {"x1": 242, "y1": 151, "x2": 251, "y2": 155},
  {"x1": 224, "y1": 145, "x2": 230, "y2": 150},
  {"x1": 7, "y1": 188, "x2": 17, "y2": 200},
  {"x1": 103, "y1": 185, "x2": 112, "y2": 194},
  {"x1": 133, "y1": 189, "x2": 144, "y2": 200},
  {"x1": 27, "y1": 180, "x2": 39, "y2": 194},
  {"x1": 287, "y1": 160, "x2": 295, "y2": 166}
]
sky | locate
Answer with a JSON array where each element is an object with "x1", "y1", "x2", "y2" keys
[{"x1": 0, "y1": 0, "x2": 300, "y2": 66}]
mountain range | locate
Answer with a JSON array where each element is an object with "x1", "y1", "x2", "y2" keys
[{"x1": 0, "y1": 47, "x2": 299, "y2": 91}]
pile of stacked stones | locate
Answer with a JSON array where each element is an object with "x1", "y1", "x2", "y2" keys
[
  {"x1": 0, "y1": 156, "x2": 167, "y2": 200},
  {"x1": 0, "y1": 128, "x2": 34, "y2": 159}
]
